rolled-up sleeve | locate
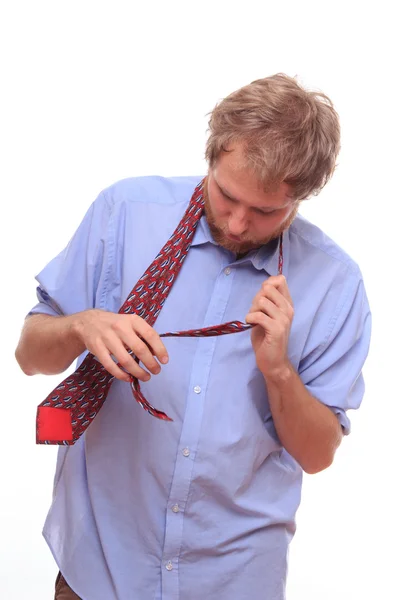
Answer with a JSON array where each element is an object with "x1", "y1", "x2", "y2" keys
[
  {"x1": 299, "y1": 272, "x2": 372, "y2": 435},
  {"x1": 28, "y1": 192, "x2": 112, "y2": 318}
]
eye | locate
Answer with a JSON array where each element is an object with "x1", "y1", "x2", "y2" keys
[
  {"x1": 223, "y1": 192, "x2": 235, "y2": 202},
  {"x1": 255, "y1": 208, "x2": 276, "y2": 216}
]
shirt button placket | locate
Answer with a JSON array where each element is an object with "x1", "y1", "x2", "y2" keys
[
  {"x1": 161, "y1": 262, "x2": 236, "y2": 597},
  {"x1": 165, "y1": 560, "x2": 173, "y2": 571}
]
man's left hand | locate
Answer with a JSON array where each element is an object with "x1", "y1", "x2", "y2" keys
[{"x1": 245, "y1": 275, "x2": 294, "y2": 379}]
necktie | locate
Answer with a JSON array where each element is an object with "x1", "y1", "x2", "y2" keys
[{"x1": 36, "y1": 179, "x2": 283, "y2": 445}]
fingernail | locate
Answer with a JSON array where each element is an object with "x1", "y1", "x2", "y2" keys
[{"x1": 161, "y1": 356, "x2": 169, "y2": 364}]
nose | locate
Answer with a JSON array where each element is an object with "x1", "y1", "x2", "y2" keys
[{"x1": 228, "y1": 208, "x2": 248, "y2": 236}]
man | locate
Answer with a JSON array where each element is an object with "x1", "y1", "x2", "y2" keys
[{"x1": 16, "y1": 73, "x2": 371, "y2": 600}]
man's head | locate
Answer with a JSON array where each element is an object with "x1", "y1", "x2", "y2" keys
[{"x1": 204, "y1": 73, "x2": 340, "y2": 254}]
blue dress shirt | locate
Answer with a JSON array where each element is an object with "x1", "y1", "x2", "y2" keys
[{"x1": 29, "y1": 176, "x2": 371, "y2": 600}]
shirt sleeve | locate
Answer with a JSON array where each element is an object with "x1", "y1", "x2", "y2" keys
[
  {"x1": 28, "y1": 191, "x2": 112, "y2": 318},
  {"x1": 298, "y1": 271, "x2": 372, "y2": 435}
]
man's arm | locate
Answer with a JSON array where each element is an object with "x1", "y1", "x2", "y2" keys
[
  {"x1": 246, "y1": 275, "x2": 345, "y2": 475},
  {"x1": 15, "y1": 310, "x2": 169, "y2": 382},
  {"x1": 264, "y1": 362, "x2": 342, "y2": 474},
  {"x1": 15, "y1": 314, "x2": 87, "y2": 376}
]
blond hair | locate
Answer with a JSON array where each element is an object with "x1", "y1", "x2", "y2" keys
[{"x1": 205, "y1": 73, "x2": 341, "y2": 201}]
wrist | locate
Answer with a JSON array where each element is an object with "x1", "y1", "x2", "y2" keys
[
  {"x1": 68, "y1": 310, "x2": 91, "y2": 347},
  {"x1": 262, "y1": 360, "x2": 294, "y2": 386}
]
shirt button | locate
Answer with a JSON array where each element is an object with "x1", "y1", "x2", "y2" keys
[
  {"x1": 166, "y1": 561, "x2": 173, "y2": 571},
  {"x1": 224, "y1": 267, "x2": 231, "y2": 275},
  {"x1": 172, "y1": 504, "x2": 180, "y2": 513},
  {"x1": 193, "y1": 385, "x2": 201, "y2": 394},
  {"x1": 182, "y1": 447, "x2": 190, "y2": 457}
]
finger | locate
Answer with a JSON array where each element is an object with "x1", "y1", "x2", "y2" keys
[
  {"x1": 263, "y1": 275, "x2": 293, "y2": 306},
  {"x1": 252, "y1": 285, "x2": 293, "y2": 319},
  {"x1": 122, "y1": 332, "x2": 162, "y2": 375},
  {"x1": 246, "y1": 310, "x2": 290, "y2": 340},
  {"x1": 130, "y1": 316, "x2": 169, "y2": 364},
  {"x1": 259, "y1": 284, "x2": 288, "y2": 312},
  {"x1": 245, "y1": 311, "x2": 274, "y2": 329},
  {"x1": 253, "y1": 296, "x2": 283, "y2": 320},
  {"x1": 93, "y1": 343, "x2": 132, "y2": 382},
  {"x1": 261, "y1": 282, "x2": 294, "y2": 316},
  {"x1": 105, "y1": 338, "x2": 153, "y2": 382}
]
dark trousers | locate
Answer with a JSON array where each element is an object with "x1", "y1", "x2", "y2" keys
[{"x1": 54, "y1": 572, "x2": 81, "y2": 600}]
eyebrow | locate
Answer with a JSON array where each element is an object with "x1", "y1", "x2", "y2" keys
[
  {"x1": 218, "y1": 183, "x2": 240, "y2": 202},
  {"x1": 217, "y1": 181, "x2": 279, "y2": 212}
]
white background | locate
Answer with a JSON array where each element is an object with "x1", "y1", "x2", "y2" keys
[{"x1": 1, "y1": 1, "x2": 399, "y2": 598}]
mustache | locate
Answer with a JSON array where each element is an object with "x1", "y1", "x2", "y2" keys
[{"x1": 219, "y1": 225, "x2": 257, "y2": 245}]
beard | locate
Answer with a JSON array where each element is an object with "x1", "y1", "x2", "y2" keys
[{"x1": 203, "y1": 184, "x2": 299, "y2": 255}]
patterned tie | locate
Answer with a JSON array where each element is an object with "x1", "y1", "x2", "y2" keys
[{"x1": 36, "y1": 179, "x2": 283, "y2": 445}]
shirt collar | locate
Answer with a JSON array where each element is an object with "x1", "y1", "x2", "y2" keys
[
  {"x1": 252, "y1": 227, "x2": 291, "y2": 277},
  {"x1": 191, "y1": 214, "x2": 215, "y2": 247},
  {"x1": 192, "y1": 214, "x2": 291, "y2": 277}
]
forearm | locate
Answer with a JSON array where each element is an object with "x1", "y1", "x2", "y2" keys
[
  {"x1": 264, "y1": 362, "x2": 343, "y2": 474},
  {"x1": 15, "y1": 313, "x2": 86, "y2": 376}
]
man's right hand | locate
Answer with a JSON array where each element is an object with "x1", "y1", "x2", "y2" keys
[
  {"x1": 15, "y1": 309, "x2": 169, "y2": 381},
  {"x1": 74, "y1": 309, "x2": 169, "y2": 383}
]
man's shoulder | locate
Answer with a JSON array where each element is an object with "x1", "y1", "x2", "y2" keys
[
  {"x1": 290, "y1": 214, "x2": 361, "y2": 277},
  {"x1": 100, "y1": 175, "x2": 204, "y2": 210}
]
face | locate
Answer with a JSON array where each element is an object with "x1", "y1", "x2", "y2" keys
[{"x1": 204, "y1": 144, "x2": 299, "y2": 255}]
